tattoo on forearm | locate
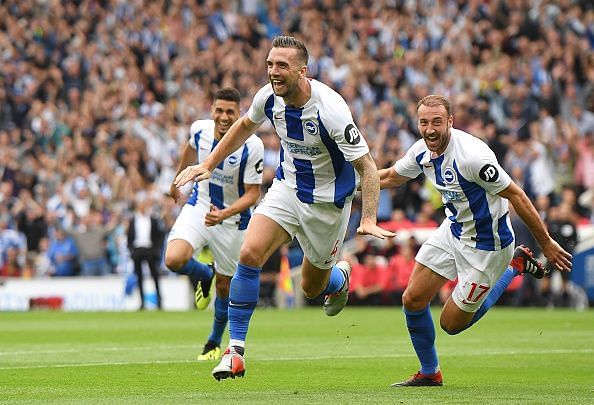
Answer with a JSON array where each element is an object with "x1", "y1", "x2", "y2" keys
[{"x1": 353, "y1": 155, "x2": 379, "y2": 221}]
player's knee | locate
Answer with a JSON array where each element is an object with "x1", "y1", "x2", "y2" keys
[
  {"x1": 239, "y1": 245, "x2": 264, "y2": 268},
  {"x1": 215, "y1": 277, "x2": 230, "y2": 298},
  {"x1": 164, "y1": 252, "x2": 184, "y2": 272},
  {"x1": 402, "y1": 289, "x2": 429, "y2": 312},
  {"x1": 440, "y1": 320, "x2": 463, "y2": 335},
  {"x1": 301, "y1": 280, "x2": 323, "y2": 299},
  {"x1": 439, "y1": 316, "x2": 469, "y2": 335}
]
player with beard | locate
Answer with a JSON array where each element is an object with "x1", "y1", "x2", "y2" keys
[
  {"x1": 175, "y1": 36, "x2": 394, "y2": 380},
  {"x1": 380, "y1": 95, "x2": 573, "y2": 387}
]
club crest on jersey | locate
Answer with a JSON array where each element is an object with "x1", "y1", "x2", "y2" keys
[
  {"x1": 443, "y1": 168, "x2": 456, "y2": 184},
  {"x1": 227, "y1": 155, "x2": 238, "y2": 166},
  {"x1": 304, "y1": 120, "x2": 318, "y2": 136}
]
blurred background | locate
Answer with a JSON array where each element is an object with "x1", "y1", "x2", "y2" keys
[{"x1": 0, "y1": 0, "x2": 593, "y2": 311}]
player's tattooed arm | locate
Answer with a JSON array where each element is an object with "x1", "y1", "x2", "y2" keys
[
  {"x1": 352, "y1": 153, "x2": 396, "y2": 240},
  {"x1": 352, "y1": 153, "x2": 379, "y2": 222}
]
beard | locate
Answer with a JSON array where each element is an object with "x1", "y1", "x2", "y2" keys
[{"x1": 423, "y1": 129, "x2": 450, "y2": 154}]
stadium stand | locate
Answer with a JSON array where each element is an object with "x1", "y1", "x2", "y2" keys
[{"x1": 0, "y1": 0, "x2": 592, "y2": 307}]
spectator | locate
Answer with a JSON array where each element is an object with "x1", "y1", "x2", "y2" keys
[
  {"x1": 47, "y1": 227, "x2": 79, "y2": 277},
  {"x1": 33, "y1": 237, "x2": 54, "y2": 278},
  {"x1": 0, "y1": 0, "x2": 592, "y2": 283},
  {"x1": 64, "y1": 209, "x2": 116, "y2": 276},
  {"x1": 383, "y1": 243, "x2": 416, "y2": 305},
  {"x1": 349, "y1": 254, "x2": 386, "y2": 306},
  {"x1": 127, "y1": 199, "x2": 165, "y2": 310},
  {"x1": 0, "y1": 244, "x2": 22, "y2": 277},
  {"x1": 259, "y1": 247, "x2": 282, "y2": 308},
  {"x1": 379, "y1": 209, "x2": 414, "y2": 233},
  {"x1": 0, "y1": 215, "x2": 27, "y2": 272},
  {"x1": 541, "y1": 203, "x2": 578, "y2": 307}
]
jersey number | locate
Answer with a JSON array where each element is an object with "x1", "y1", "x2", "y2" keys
[{"x1": 466, "y1": 282, "x2": 490, "y2": 303}]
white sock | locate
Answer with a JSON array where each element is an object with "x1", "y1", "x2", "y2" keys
[{"x1": 229, "y1": 339, "x2": 245, "y2": 349}]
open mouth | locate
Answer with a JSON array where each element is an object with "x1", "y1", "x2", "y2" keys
[
  {"x1": 271, "y1": 79, "x2": 285, "y2": 91},
  {"x1": 217, "y1": 121, "x2": 231, "y2": 131},
  {"x1": 424, "y1": 135, "x2": 440, "y2": 148}
]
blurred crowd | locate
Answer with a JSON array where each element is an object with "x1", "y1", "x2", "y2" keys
[{"x1": 0, "y1": 0, "x2": 593, "y2": 307}]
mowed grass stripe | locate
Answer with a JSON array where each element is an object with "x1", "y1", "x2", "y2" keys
[
  {"x1": 1, "y1": 308, "x2": 592, "y2": 404},
  {"x1": 1, "y1": 347, "x2": 592, "y2": 370}
]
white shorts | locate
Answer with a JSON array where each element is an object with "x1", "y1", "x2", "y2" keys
[
  {"x1": 167, "y1": 204, "x2": 245, "y2": 277},
  {"x1": 416, "y1": 220, "x2": 514, "y2": 313},
  {"x1": 254, "y1": 179, "x2": 352, "y2": 269}
]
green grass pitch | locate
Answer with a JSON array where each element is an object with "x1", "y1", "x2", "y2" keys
[{"x1": 1, "y1": 307, "x2": 593, "y2": 404}]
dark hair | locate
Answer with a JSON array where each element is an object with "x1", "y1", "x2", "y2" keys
[
  {"x1": 272, "y1": 36, "x2": 309, "y2": 66},
  {"x1": 417, "y1": 95, "x2": 452, "y2": 117},
  {"x1": 214, "y1": 87, "x2": 241, "y2": 103}
]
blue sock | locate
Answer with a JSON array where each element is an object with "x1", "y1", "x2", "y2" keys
[
  {"x1": 404, "y1": 305, "x2": 439, "y2": 375},
  {"x1": 228, "y1": 263, "x2": 260, "y2": 342},
  {"x1": 175, "y1": 258, "x2": 213, "y2": 283},
  {"x1": 469, "y1": 267, "x2": 519, "y2": 327},
  {"x1": 207, "y1": 296, "x2": 229, "y2": 346},
  {"x1": 321, "y1": 265, "x2": 346, "y2": 295}
]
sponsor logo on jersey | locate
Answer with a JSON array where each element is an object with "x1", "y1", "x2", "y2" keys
[
  {"x1": 286, "y1": 141, "x2": 322, "y2": 156},
  {"x1": 304, "y1": 120, "x2": 318, "y2": 136},
  {"x1": 344, "y1": 123, "x2": 361, "y2": 145},
  {"x1": 479, "y1": 164, "x2": 499, "y2": 182},
  {"x1": 255, "y1": 159, "x2": 264, "y2": 174},
  {"x1": 211, "y1": 171, "x2": 235, "y2": 185},
  {"x1": 443, "y1": 190, "x2": 464, "y2": 202}
]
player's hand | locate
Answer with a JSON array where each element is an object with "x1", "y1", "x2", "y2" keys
[
  {"x1": 541, "y1": 239, "x2": 573, "y2": 272},
  {"x1": 205, "y1": 205, "x2": 227, "y2": 227},
  {"x1": 357, "y1": 219, "x2": 396, "y2": 240},
  {"x1": 168, "y1": 183, "x2": 182, "y2": 203},
  {"x1": 174, "y1": 164, "x2": 212, "y2": 187}
]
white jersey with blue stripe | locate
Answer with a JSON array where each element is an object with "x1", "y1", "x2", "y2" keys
[
  {"x1": 186, "y1": 120, "x2": 264, "y2": 230},
  {"x1": 394, "y1": 128, "x2": 515, "y2": 251},
  {"x1": 247, "y1": 80, "x2": 369, "y2": 208}
]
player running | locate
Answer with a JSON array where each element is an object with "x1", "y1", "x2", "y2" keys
[
  {"x1": 380, "y1": 95, "x2": 572, "y2": 387},
  {"x1": 175, "y1": 36, "x2": 394, "y2": 380},
  {"x1": 166, "y1": 88, "x2": 264, "y2": 361}
]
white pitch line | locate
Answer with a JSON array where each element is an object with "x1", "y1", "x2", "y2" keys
[
  {"x1": 0, "y1": 345, "x2": 199, "y2": 356},
  {"x1": 0, "y1": 348, "x2": 591, "y2": 371}
]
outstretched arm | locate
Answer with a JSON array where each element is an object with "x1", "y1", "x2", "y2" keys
[
  {"x1": 169, "y1": 143, "x2": 197, "y2": 203},
  {"x1": 498, "y1": 182, "x2": 572, "y2": 271},
  {"x1": 351, "y1": 153, "x2": 396, "y2": 240},
  {"x1": 379, "y1": 167, "x2": 411, "y2": 189},
  {"x1": 174, "y1": 116, "x2": 261, "y2": 187}
]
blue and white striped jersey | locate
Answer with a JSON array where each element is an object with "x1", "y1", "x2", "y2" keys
[
  {"x1": 394, "y1": 128, "x2": 515, "y2": 251},
  {"x1": 186, "y1": 120, "x2": 264, "y2": 230},
  {"x1": 247, "y1": 80, "x2": 369, "y2": 208}
]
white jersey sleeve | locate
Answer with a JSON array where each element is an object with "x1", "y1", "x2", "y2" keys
[
  {"x1": 242, "y1": 135, "x2": 265, "y2": 184},
  {"x1": 318, "y1": 90, "x2": 369, "y2": 162},
  {"x1": 247, "y1": 85, "x2": 272, "y2": 125},
  {"x1": 188, "y1": 120, "x2": 213, "y2": 151},
  {"x1": 394, "y1": 139, "x2": 425, "y2": 179},
  {"x1": 457, "y1": 141, "x2": 512, "y2": 195}
]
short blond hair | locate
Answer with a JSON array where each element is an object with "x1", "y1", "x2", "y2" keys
[{"x1": 417, "y1": 95, "x2": 452, "y2": 117}]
